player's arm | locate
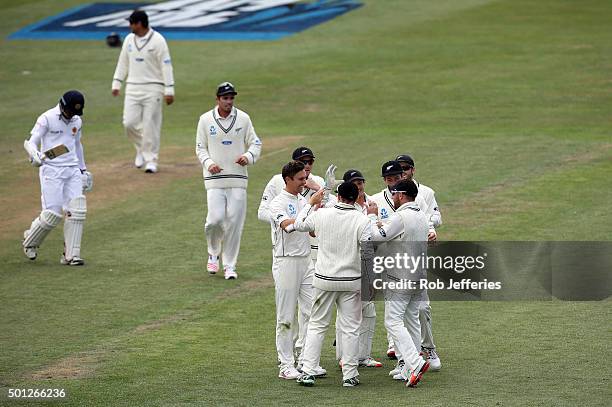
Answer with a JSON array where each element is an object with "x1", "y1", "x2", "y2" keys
[
  {"x1": 158, "y1": 37, "x2": 175, "y2": 99},
  {"x1": 23, "y1": 115, "x2": 47, "y2": 167},
  {"x1": 111, "y1": 39, "x2": 129, "y2": 95},
  {"x1": 369, "y1": 212, "x2": 403, "y2": 241},
  {"x1": 257, "y1": 179, "x2": 277, "y2": 223},
  {"x1": 74, "y1": 127, "x2": 86, "y2": 171},
  {"x1": 195, "y1": 117, "x2": 220, "y2": 173},
  {"x1": 270, "y1": 199, "x2": 297, "y2": 233},
  {"x1": 293, "y1": 204, "x2": 316, "y2": 233},
  {"x1": 240, "y1": 119, "x2": 262, "y2": 165}
]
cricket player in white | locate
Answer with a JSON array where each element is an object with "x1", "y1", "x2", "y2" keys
[
  {"x1": 370, "y1": 180, "x2": 431, "y2": 387},
  {"x1": 112, "y1": 10, "x2": 174, "y2": 174},
  {"x1": 196, "y1": 82, "x2": 262, "y2": 280},
  {"x1": 294, "y1": 182, "x2": 374, "y2": 387},
  {"x1": 268, "y1": 161, "x2": 316, "y2": 380},
  {"x1": 335, "y1": 169, "x2": 383, "y2": 368},
  {"x1": 371, "y1": 160, "x2": 442, "y2": 370},
  {"x1": 395, "y1": 153, "x2": 442, "y2": 370},
  {"x1": 22, "y1": 90, "x2": 92, "y2": 265},
  {"x1": 257, "y1": 147, "x2": 324, "y2": 361}
]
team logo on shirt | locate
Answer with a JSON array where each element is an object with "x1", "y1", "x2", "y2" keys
[
  {"x1": 72, "y1": 127, "x2": 77, "y2": 135},
  {"x1": 380, "y1": 208, "x2": 389, "y2": 219},
  {"x1": 288, "y1": 204, "x2": 296, "y2": 216},
  {"x1": 209, "y1": 126, "x2": 217, "y2": 136}
]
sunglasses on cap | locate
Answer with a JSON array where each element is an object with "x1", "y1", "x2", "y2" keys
[
  {"x1": 299, "y1": 158, "x2": 315, "y2": 165},
  {"x1": 400, "y1": 164, "x2": 413, "y2": 171}
]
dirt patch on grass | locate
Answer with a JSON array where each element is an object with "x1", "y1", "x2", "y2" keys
[
  {"x1": 0, "y1": 135, "x2": 303, "y2": 241},
  {"x1": 30, "y1": 352, "x2": 103, "y2": 380}
]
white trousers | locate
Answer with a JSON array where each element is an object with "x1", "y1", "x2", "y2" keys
[
  {"x1": 204, "y1": 188, "x2": 247, "y2": 268},
  {"x1": 123, "y1": 90, "x2": 163, "y2": 165},
  {"x1": 335, "y1": 301, "x2": 376, "y2": 362},
  {"x1": 295, "y1": 258, "x2": 316, "y2": 354},
  {"x1": 302, "y1": 288, "x2": 362, "y2": 381},
  {"x1": 39, "y1": 166, "x2": 82, "y2": 213},
  {"x1": 387, "y1": 289, "x2": 436, "y2": 350},
  {"x1": 384, "y1": 290, "x2": 422, "y2": 372},
  {"x1": 272, "y1": 256, "x2": 312, "y2": 367}
]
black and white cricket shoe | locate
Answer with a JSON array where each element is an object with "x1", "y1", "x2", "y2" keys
[{"x1": 343, "y1": 376, "x2": 360, "y2": 387}]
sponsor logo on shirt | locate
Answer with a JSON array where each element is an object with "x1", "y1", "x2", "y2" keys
[
  {"x1": 221, "y1": 140, "x2": 232, "y2": 145},
  {"x1": 10, "y1": 0, "x2": 362, "y2": 41}
]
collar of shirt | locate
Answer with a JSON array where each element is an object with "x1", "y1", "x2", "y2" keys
[
  {"x1": 215, "y1": 106, "x2": 236, "y2": 120},
  {"x1": 53, "y1": 104, "x2": 75, "y2": 124},
  {"x1": 281, "y1": 189, "x2": 299, "y2": 199},
  {"x1": 396, "y1": 201, "x2": 420, "y2": 212},
  {"x1": 334, "y1": 202, "x2": 357, "y2": 210}
]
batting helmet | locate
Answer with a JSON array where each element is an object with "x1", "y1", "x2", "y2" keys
[{"x1": 60, "y1": 90, "x2": 85, "y2": 116}]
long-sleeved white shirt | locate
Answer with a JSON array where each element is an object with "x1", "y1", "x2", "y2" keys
[
  {"x1": 269, "y1": 190, "x2": 310, "y2": 257},
  {"x1": 195, "y1": 106, "x2": 262, "y2": 189},
  {"x1": 294, "y1": 202, "x2": 371, "y2": 291},
  {"x1": 25, "y1": 105, "x2": 85, "y2": 169},
  {"x1": 111, "y1": 29, "x2": 175, "y2": 96}
]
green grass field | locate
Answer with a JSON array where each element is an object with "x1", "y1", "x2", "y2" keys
[{"x1": 1, "y1": 0, "x2": 610, "y2": 405}]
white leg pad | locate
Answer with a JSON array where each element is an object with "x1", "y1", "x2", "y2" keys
[
  {"x1": 23, "y1": 209, "x2": 63, "y2": 248},
  {"x1": 64, "y1": 195, "x2": 87, "y2": 260}
]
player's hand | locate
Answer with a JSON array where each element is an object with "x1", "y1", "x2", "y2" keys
[
  {"x1": 366, "y1": 201, "x2": 378, "y2": 215},
  {"x1": 305, "y1": 178, "x2": 321, "y2": 191},
  {"x1": 111, "y1": 89, "x2": 120, "y2": 97},
  {"x1": 309, "y1": 188, "x2": 325, "y2": 206},
  {"x1": 165, "y1": 95, "x2": 174, "y2": 105},
  {"x1": 428, "y1": 229, "x2": 437, "y2": 242},
  {"x1": 29, "y1": 151, "x2": 43, "y2": 167},
  {"x1": 235, "y1": 155, "x2": 248, "y2": 166},
  {"x1": 208, "y1": 164, "x2": 222, "y2": 174},
  {"x1": 81, "y1": 170, "x2": 93, "y2": 193}
]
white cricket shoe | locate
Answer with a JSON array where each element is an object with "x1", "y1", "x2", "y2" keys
[
  {"x1": 224, "y1": 266, "x2": 238, "y2": 280},
  {"x1": 207, "y1": 255, "x2": 219, "y2": 274},
  {"x1": 407, "y1": 359, "x2": 430, "y2": 387},
  {"x1": 278, "y1": 365, "x2": 301, "y2": 380},
  {"x1": 298, "y1": 365, "x2": 327, "y2": 377},
  {"x1": 134, "y1": 153, "x2": 144, "y2": 168},
  {"x1": 422, "y1": 347, "x2": 442, "y2": 371},
  {"x1": 359, "y1": 357, "x2": 383, "y2": 367},
  {"x1": 60, "y1": 255, "x2": 85, "y2": 266},
  {"x1": 22, "y1": 230, "x2": 37, "y2": 260},
  {"x1": 144, "y1": 162, "x2": 157, "y2": 173},
  {"x1": 389, "y1": 359, "x2": 405, "y2": 376}
]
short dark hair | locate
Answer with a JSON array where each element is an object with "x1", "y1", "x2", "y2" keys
[
  {"x1": 128, "y1": 10, "x2": 149, "y2": 28},
  {"x1": 337, "y1": 182, "x2": 359, "y2": 203},
  {"x1": 281, "y1": 161, "x2": 305, "y2": 184}
]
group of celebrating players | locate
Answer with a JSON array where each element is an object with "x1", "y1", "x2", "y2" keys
[{"x1": 256, "y1": 147, "x2": 443, "y2": 388}]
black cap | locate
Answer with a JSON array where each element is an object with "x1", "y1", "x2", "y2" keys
[
  {"x1": 343, "y1": 169, "x2": 365, "y2": 183},
  {"x1": 292, "y1": 147, "x2": 315, "y2": 160},
  {"x1": 381, "y1": 160, "x2": 403, "y2": 177},
  {"x1": 59, "y1": 90, "x2": 85, "y2": 116},
  {"x1": 395, "y1": 154, "x2": 415, "y2": 168},
  {"x1": 127, "y1": 10, "x2": 148, "y2": 25},
  {"x1": 390, "y1": 180, "x2": 418, "y2": 199},
  {"x1": 216, "y1": 82, "x2": 237, "y2": 96},
  {"x1": 337, "y1": 181, "x2": 359, "y2": 202}
]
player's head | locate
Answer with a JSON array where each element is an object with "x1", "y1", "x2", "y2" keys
[
  {"x1": 282, "y1": 160, "x2": 307, "y2": 194},
  {"x1": 216, "y1": 82, "x2": 237, "y2": 114},
  {"x1": 59, "y1": 90, "x2": 84, "y2": 119},
  {"x1": 343, "y1": 169, "x2": 365, "y2": 199},
  {"x1": 337, "y1": 181, "x2": 359, "y2": 205},
  {"x1": 127, "y1": 10, "x2": 148, "y2": 34},
  {"x1": 396, "y1": 154, "x2": 415, "y2": 180},
  {"x1": 390, "y1": 180, "x2": 418, "y2": 209},
  {"x1": 381, "y1": 160, "x2": 403, "y2": 188},
  {"x1": 292, "y1": 147, "x2": 315, "y2": 176}
]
